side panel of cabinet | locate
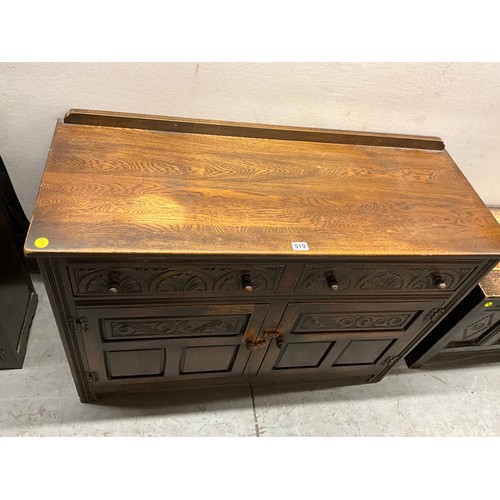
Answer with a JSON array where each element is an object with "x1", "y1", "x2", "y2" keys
[
  {"x1": 78, "y1": 303, "x2": 270, "y2": 385},
  {"x1": 258, "y1": 299, "x2": 443, "y2": 380},
  {"x1": 0, "y1": 200, "x2": 38, "y2": 369}
]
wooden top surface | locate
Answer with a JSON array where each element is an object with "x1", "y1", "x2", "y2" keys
[
  {"x1": 25, "y1": 111, "x2": 500, "y2": 258},
  {"x1": 481, "y1": 209, "x2": 500, "y2": 291},
  {"x1": 491, "y1": 207, "x2": 500, "y2": 225},
  {"x1": 487, "y1": 207, "x2": 500, "y2": 274}
]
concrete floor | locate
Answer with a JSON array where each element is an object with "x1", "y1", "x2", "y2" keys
[{"x1": 1, "y1": 275, "x2": 499, "y2": 437}]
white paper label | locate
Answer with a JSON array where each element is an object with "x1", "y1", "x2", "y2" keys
[{"x1": 292, "y1": 241, "x2": 309, "y2": 251}]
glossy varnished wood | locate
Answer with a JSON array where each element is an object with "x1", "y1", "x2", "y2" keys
[
  {"x1": 26, "y1": 111, "x2": 500, "y2": 402},
  {"x1": 490, "y1": 207, "x2": 500, "y2": 225},
  {"x1": 25, "y1": 117, "x2": 500, "y2": 258}
]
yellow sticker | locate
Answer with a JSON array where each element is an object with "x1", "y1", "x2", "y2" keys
[
  {"x1": 34, "y1": 237, "x2": 49, "y2": 248},
  {"x1": 485, "y1": 301, "x2": 493, "y2": 308}
]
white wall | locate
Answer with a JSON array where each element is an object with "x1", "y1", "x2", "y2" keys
[{"x1": 1, "y1": 62, "x2": 499, "y2": 215}]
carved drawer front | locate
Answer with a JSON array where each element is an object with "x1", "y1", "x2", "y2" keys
[
  {"x1": 75, "y1": 303, "x2": 269, "y2": 384},
  {"x1": 67, "y1": 263, "x2": 285, "y2": 297},
  {"x1": 295, "y1": 262, "x2": 477, "y2": 294},
  {"x1": 257, "y1": 298, "x2": 444, "y2": 380}
]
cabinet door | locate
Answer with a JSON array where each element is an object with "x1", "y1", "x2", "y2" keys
[
  {"x1": 77, "y1": 303, "x2": 269, "y2": 384},
  {"x1": 258, "y1": 299, "x2": 443, "y2": 380}
]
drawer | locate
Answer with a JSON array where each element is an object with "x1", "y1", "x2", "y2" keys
[
  {"x1": 66, "y1": 263, "x2": 285, "y2": 297},
  {"x1": 294, "y1": 262, "x2": 479, "y2": 294}
]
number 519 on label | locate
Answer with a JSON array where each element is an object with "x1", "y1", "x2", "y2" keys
[{"x1": 292, "y1": 242, "x2": 309, "y2": 251}]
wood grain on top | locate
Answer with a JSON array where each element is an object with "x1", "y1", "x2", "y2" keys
[
  {"x1": 25, "y1": 114, "x2": 500, "y2": 257},
  {"x1": 487, "y1": 207, "x2": 500, "y2": 272},
  {"x1": 480, "y1": 267, "x2": 500, "y2": 296}
]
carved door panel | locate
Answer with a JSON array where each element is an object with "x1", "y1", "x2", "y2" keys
[
  {"x1": 76, "y1": 303, "x2": 269, "y2": 384},
  {"x1": 258, "y1": 299, "x2": 443, "y2": 379},
  {"x1": 445, "y1": 304, "x2": 500, "y2": 350}
]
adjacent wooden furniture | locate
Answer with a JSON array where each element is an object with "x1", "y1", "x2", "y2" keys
[
  {"x1": 406, "y1": 208, "x2": 500, "y2": 369},
  {"x1": 25, "y1": 109, "x2": 500, "y2": 402},
  {"x1": 0, "y1": 156, "x2": 38, "y2": 369}
]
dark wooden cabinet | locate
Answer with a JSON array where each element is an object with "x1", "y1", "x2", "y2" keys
[
  {"x1": 0, "y1": 157, "x2": 38, "y2": 369},
  {"x1": 406, "y1": 257, "x2": 500, "y2": 368},
  {"x1": 37, "y1": 255, "x2": 492, "y2": 401},
  {"x1": 26, "y1": 110, "x2": 500, "y2": 402}
]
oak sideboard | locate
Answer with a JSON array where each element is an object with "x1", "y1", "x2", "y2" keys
[{"x1": 25, "y1": 109, "x2": 500, "y2": 402}]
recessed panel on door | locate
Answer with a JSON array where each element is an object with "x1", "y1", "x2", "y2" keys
[
  {"x1": 258, "y1": 299, "x2": 443, "y2": 380},
  {"x1": 78, "y1": 303, "x2": 269, "y2": 384}
]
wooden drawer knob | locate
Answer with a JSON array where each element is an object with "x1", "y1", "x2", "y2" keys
[
  {"x1": 434, "y1": 276, "x2": 446, "y2": 289},
  {"x1": 242, "y1": 274, "x2": 253, "y2": 292},
  {"x1": 107, "y1": 271, "x2": 120, "y2": 294},
  {"x1": 326, "y1": 274, "x2": 339, "y2": 290}
]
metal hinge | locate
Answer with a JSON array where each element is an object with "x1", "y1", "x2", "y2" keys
[
  {"x1": 424, "y1": 308, "x2": 445, "y2": 322},
  {"x1": 369, "y1": 356, "x2": 400, "y2": 383},
  {"x1": 383, "y1": 355, "x2": 399, "y2": 367},
  {"x1": 69, "y1": 316, "x2": 89, "y2": 335},
  {"x1": 85, "y1": 371, "x2": 99, "y2": 382}
]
